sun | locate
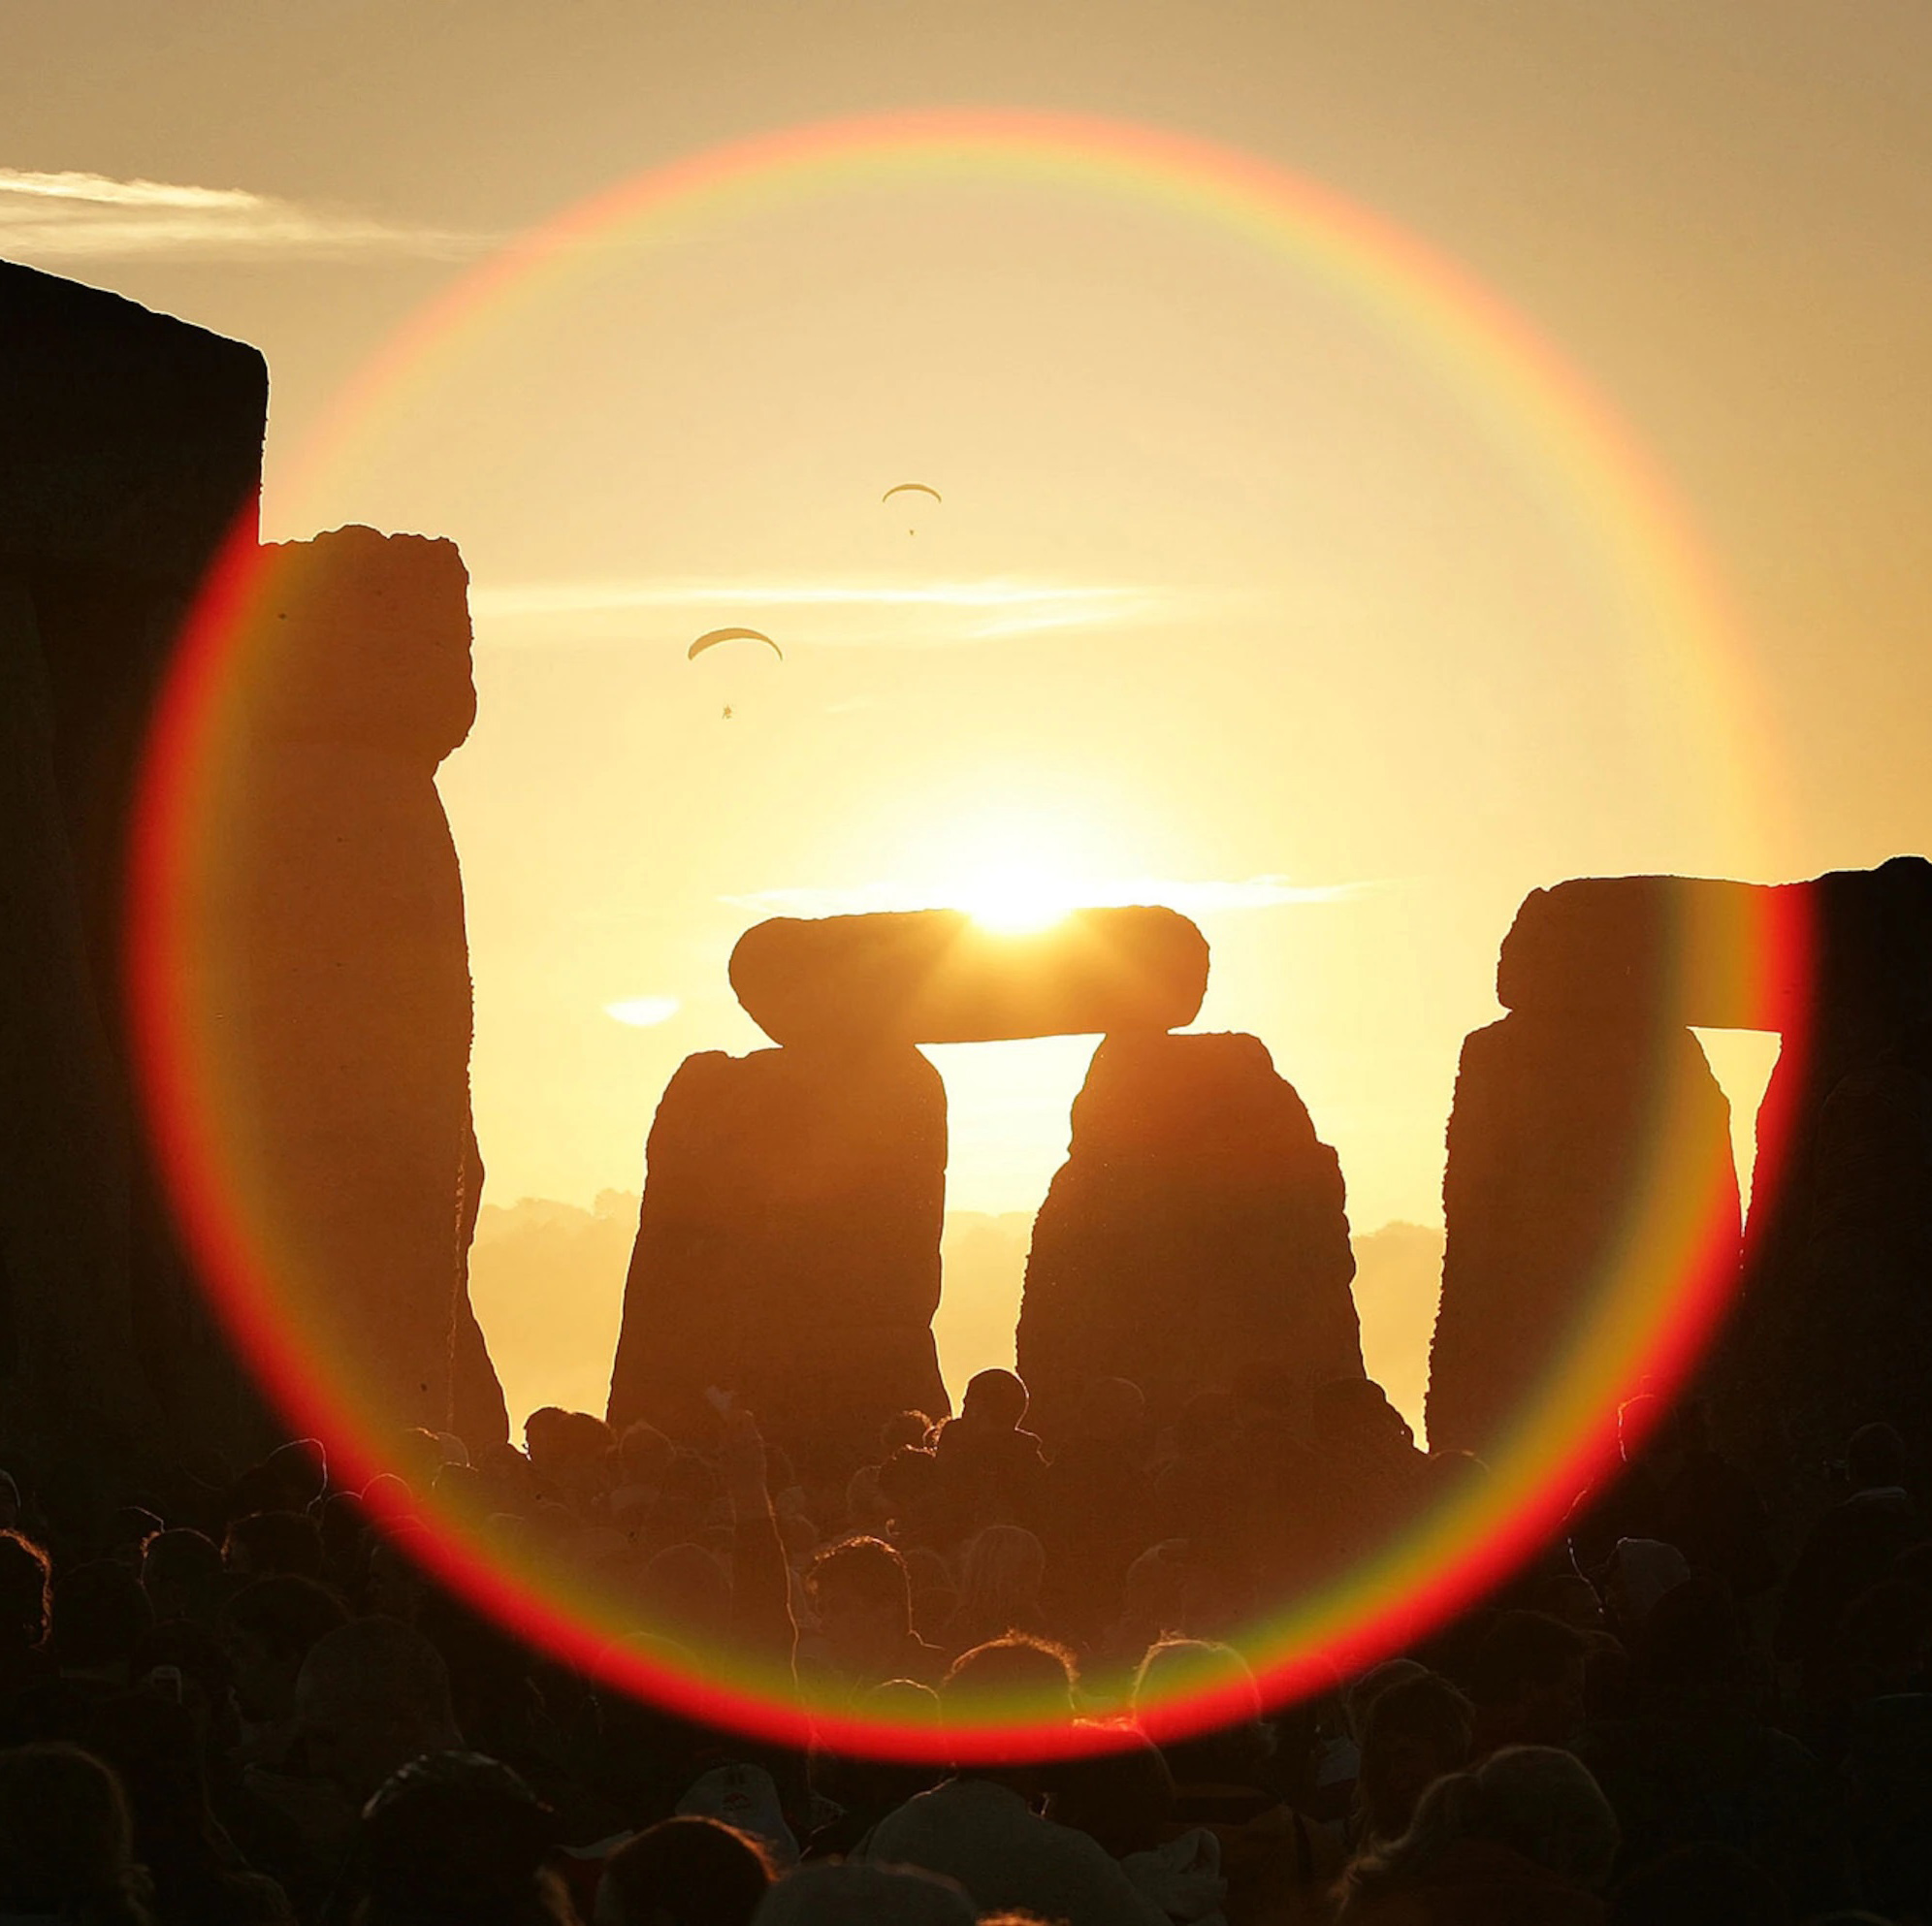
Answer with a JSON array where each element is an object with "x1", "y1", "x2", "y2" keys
[
  {"x1": 897, "y1": 801, "x2": 1124, "y2": 933},
  {"x1": 954, "y1": 863, "x2": 1085, "y2": 933}
]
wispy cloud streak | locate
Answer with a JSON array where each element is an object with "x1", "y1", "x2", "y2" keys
[
  {"x1": 469, "y1": 577, "x2": 1174, "y2": 646},
  {"x1": 0, "y1": 167, "x2": 480, "y2": 259},
  {"x1": 723, "y1": 877, "x2": 1365, "y2": 918}
]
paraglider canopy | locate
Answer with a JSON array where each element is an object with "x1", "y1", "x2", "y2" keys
[
  {"x1": 687, "y1": 626, "x2": 783, "y2": 662},
  {"x1": 881, "y1": 483, "x2": 942, "y2": 505}
]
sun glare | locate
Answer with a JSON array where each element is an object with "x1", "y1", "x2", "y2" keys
[{"x1": 902, "y1": 803, "x2": 1124, "y2": 934}]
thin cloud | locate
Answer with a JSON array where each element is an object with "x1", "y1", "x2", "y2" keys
[
  {"x1": 0, "y1": 166, "x2": 480, "y2": 259},
  {"x1": 603, "y1": 996, "x2": 681, "y2": 1028},
  {"x1": 722, "y1": 876, "x2": 1364, "y2": 919},
  {"x1": 468, "y1": 577, "x2": 1172, "y2": 648}
]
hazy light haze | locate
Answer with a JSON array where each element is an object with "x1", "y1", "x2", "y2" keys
[{"x1": 10, "y1": 1, "x2": 1925, "y2": 1419}]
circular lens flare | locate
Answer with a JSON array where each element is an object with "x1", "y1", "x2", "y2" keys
[{"x1": 126, "y1": 110, "x2": 1800, "y2": 1761}]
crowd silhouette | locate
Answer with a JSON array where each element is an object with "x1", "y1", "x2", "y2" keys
[{"x1": 1, "y1": 1349, "x2": 1929, "y2": 1926}]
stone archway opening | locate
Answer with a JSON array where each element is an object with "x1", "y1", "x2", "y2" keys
[{"x1": 604, "y1": 904, "x2": 1367, "y2": 1469}]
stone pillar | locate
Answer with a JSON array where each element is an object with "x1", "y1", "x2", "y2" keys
[
  {"x1": 1426, "y1": 1008, "x2": 1740, "y2": 1458},
  {"x1": 193, "y1": 527, "x2": 505, "y2": 1442},
  {"x1": 0, "y1": 264, "x2": 267, "y2": 1468},
  {"x1": 1432, "y1": 862, "x2": 1932, "y2": 1470},
  {"x1": 607, "y1": 1043, "x2": 950, "y2": 1473},
  {"x1": 1018, "y1": 1031, "x2": 1363, "y2": 1440},
  {"x1": 1715, "y1": 857, "x2": 1932, "y2": 1468}
]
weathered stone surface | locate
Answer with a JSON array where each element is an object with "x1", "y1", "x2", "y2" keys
[
  {"x1": 1017, "y1": 1032, "x2": 1363, "y2": 1439},
  {"x1": 1497, "y1": 866, "x2": 1932, "y2": 1034},
  {"x1": 729, "y1": 906, "x2": 1208, "y2": 1046},
  {"x1": 1434, "y1": 857, "x2": 1932, "y2": 1469},
  {"x1": 1498, "y1": 876, "x2": 1794, "y2": 1027},
  {"x1": 0, "y1": 267, "x2": 267, "y2": 1467},
  {"x1": 1, "y1": 261, "x2": 266, "y2": 580},
  {"x1": 193, "y1": 528, "x2": 504, "y2": 1440},
  {"x1": 1709, "y1": 857, "x2": 1932, "y2": 1467},
  {"x1": 1426, "y1": 1009, "x2": 1740, "y2": 1459},
  {"x1": 607, "y1": 1043, "x2": 950, "y2": 1469}
]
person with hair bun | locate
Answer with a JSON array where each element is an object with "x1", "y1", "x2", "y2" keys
[
  {"x1": 0, "y1": 1743, "x2": 159, "y2": 1926},
  {"x1": 1334, "y1": 1745, "x2": 1619, "y2": 1925}
]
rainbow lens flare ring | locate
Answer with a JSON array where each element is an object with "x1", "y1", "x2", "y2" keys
[{"x1": 128, "y1": 109, "x2": 1802, "y2": 1761}]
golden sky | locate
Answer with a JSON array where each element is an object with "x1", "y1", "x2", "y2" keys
[{"x1": 8, "y1": 1, "x2": 1928, "y2": 1247}]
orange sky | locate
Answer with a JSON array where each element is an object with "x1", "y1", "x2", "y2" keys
[{"x1": 7, "y1": 1, "x2": 1927, "y2": 1262}]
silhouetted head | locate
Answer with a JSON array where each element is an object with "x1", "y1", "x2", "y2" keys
[
  {"x1": 1343, "y1": 1745, "x2": 1619, "y2": 1911},
  {"x1": 1357, "y1": 1672, "x2": 1476, "y2": 1844},
  {"x1": 1530, "y1": 1571, "x2": 1607, "y2": 1635},
  {"x1": 811, "y1": 1680, "x2": 945, "y2": 1825},
  {"x1": 1618, "y1": 1394, "x2": 1707, "y2": 1473},
  {"x1": 139, "y1": 1528, "x2": 224, "y2": 1626},
  {"x1": 1312, "y1": 1377, "x2": 1413, "y2": 1449},
  {"x1": 942, "y1": 1634, "x2": 1078, "y2": 1735},
  {"x1": 1344, "y1": 1657, "x2": 1431, "y2": 1739},
  {"x1": 0, "y1": 1531, "x2": 50, "y2": 1649},
  {"x1": 0, "y1": 1743, "x2": 149, "y2": 1923},
  {"x1": 51, "y1": 1562, "x2": 154, "y2": 1678},
  {"x1": 295, "y1": 1617, "x2": 461, "y2": 1801},
  {"x1": 1448, "y1": 1745, "x2": 1620, "y2": 1886},
  {"x1": 360, "y1": 1750, "x2": 565, "y2": 1926},
  {"x1": 367, "y1": 1522, "x2": 440, "y2": 1623},
  {"x1": 1638, "y1": 1573, "x2": 1749, "y2": 1712},
  {"x1": 954, "y1": 1525, "x2": 1046, "y2": 1621},
  {"x1": 1074, "y1": 1377, "x2": 1146, "y2": 1442},
  {"x1": 1046, "y1": 1723, "x2": 1175, "y2": 1858},
  {"x1": 219, "y1": 1574, "x2": 349, "y2": 1721},
  {"x1": 1847, "y1": 1422, "x2": 1909, "y2": 1491},
  {"x1": 267, "y1": 1437, "x2": 329, "y2": 1506},
  {"x1": 875, "y1": 1446, "x2": 938, "y2": 1520},
  {"x1": 880, "y1": 1410, "x2": 935, "y2": 1454},
  {"x1": 361, "y1": 1475, "x2": 418, "y2": 1528},
  {"x1": 223, "y1": 1509, "x2": 326, "y2": 1581},
  {"x1": 130, "y1": 1618, "x2": 235, "y2": 1750},
  {"x1": 751, "y1": 1862, "x2": 975, "y2": 1926},
  {"x1": 640, "y1": 1543, "x2": 731, "y2": 1640},
  {"x1": 596, "y1": 1815, "x2": 773, "y2": 1926},
  {"x1": 960, "y1": 1370, "x2": 1029, "y2": 1429},
  {"x1": 1133, "y1": 1637, "x2": 1273, "y2": 1785},
  {"x1": 1605, "y1": 1537, "x2": 1692, "y2": 1632},
  {"x1": 807, "y1": 1538, "x2": 912, "y2": 1673},
  {"x1": 1465, "y1": 1611, "x2": 1590, "y2": 1747},
  {"x1": 523, "y1": 1407, "x2": 571, "y2": 1465},
  {"x1": 81, "y1": 1689, "x2": 213, "y2": 1848},
  {"x1": 617, "y1": 1422, "x2": 674, "y2": 1488}
]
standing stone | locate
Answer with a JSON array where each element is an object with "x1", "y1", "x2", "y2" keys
[
  {"x1": 1018, "y1": 1032, "x2": 1363, "y2": 1440},
  {"x1": 1426, "y1": 1007, "x2": 1740, "y2": 1459},
  {"x1": 730, "y1": 906, "x2": 1208, "y2": 1045},
  {"x1": 607, "y1": 1043, "x2": 950, "y2": 1472},
  {"x1": 0, "y1": 264, "x2": 267, "y2": 1467},
  {"x1": 1714, "y1": 857, "x2": 1932, "y2": 1468},
  {"x1": 1433, "y1": 862, "x2": 1932, "y2": 1470},
  {"x1": 190, "y1": 527, "x2": 505, "y2": 1443}
]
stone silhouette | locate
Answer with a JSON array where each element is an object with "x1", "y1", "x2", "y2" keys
[
  {"x1": 1427, "y1": 1001, "x2": 1740, "y2": 1460},
  {"x1": 0, "y1": 263, "x2": 267, "y2": 1466},
  {"x1": 1715, "y1": 857, "x2": 1932, "y2": 1469},
  {"x1": 192, "y1": 527, "x2": 507, "y2": 1444},
  {"x1": 730, "y1": 905, "x2": 1208, "y2": 1045},
  {"x1": 1428, "y1": 860, "x2": 1932, "y2": 1469},
  {"x1": 607, "y1": 1042, "x2": 950, "y2": 1470},
  {"x1": 1018, "y1": 1030, "x2": 1364, "y2": 1439}
]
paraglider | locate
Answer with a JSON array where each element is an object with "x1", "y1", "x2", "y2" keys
[
  {"x1": 689, "y1": 627, "x2": 781, "y2": 722},
  {"x1": 883, "y1": 482, "x2": 942, "y2": 534},
  {"x1": 688, "y1": 626, "x2": 783, "y2": 662}
]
